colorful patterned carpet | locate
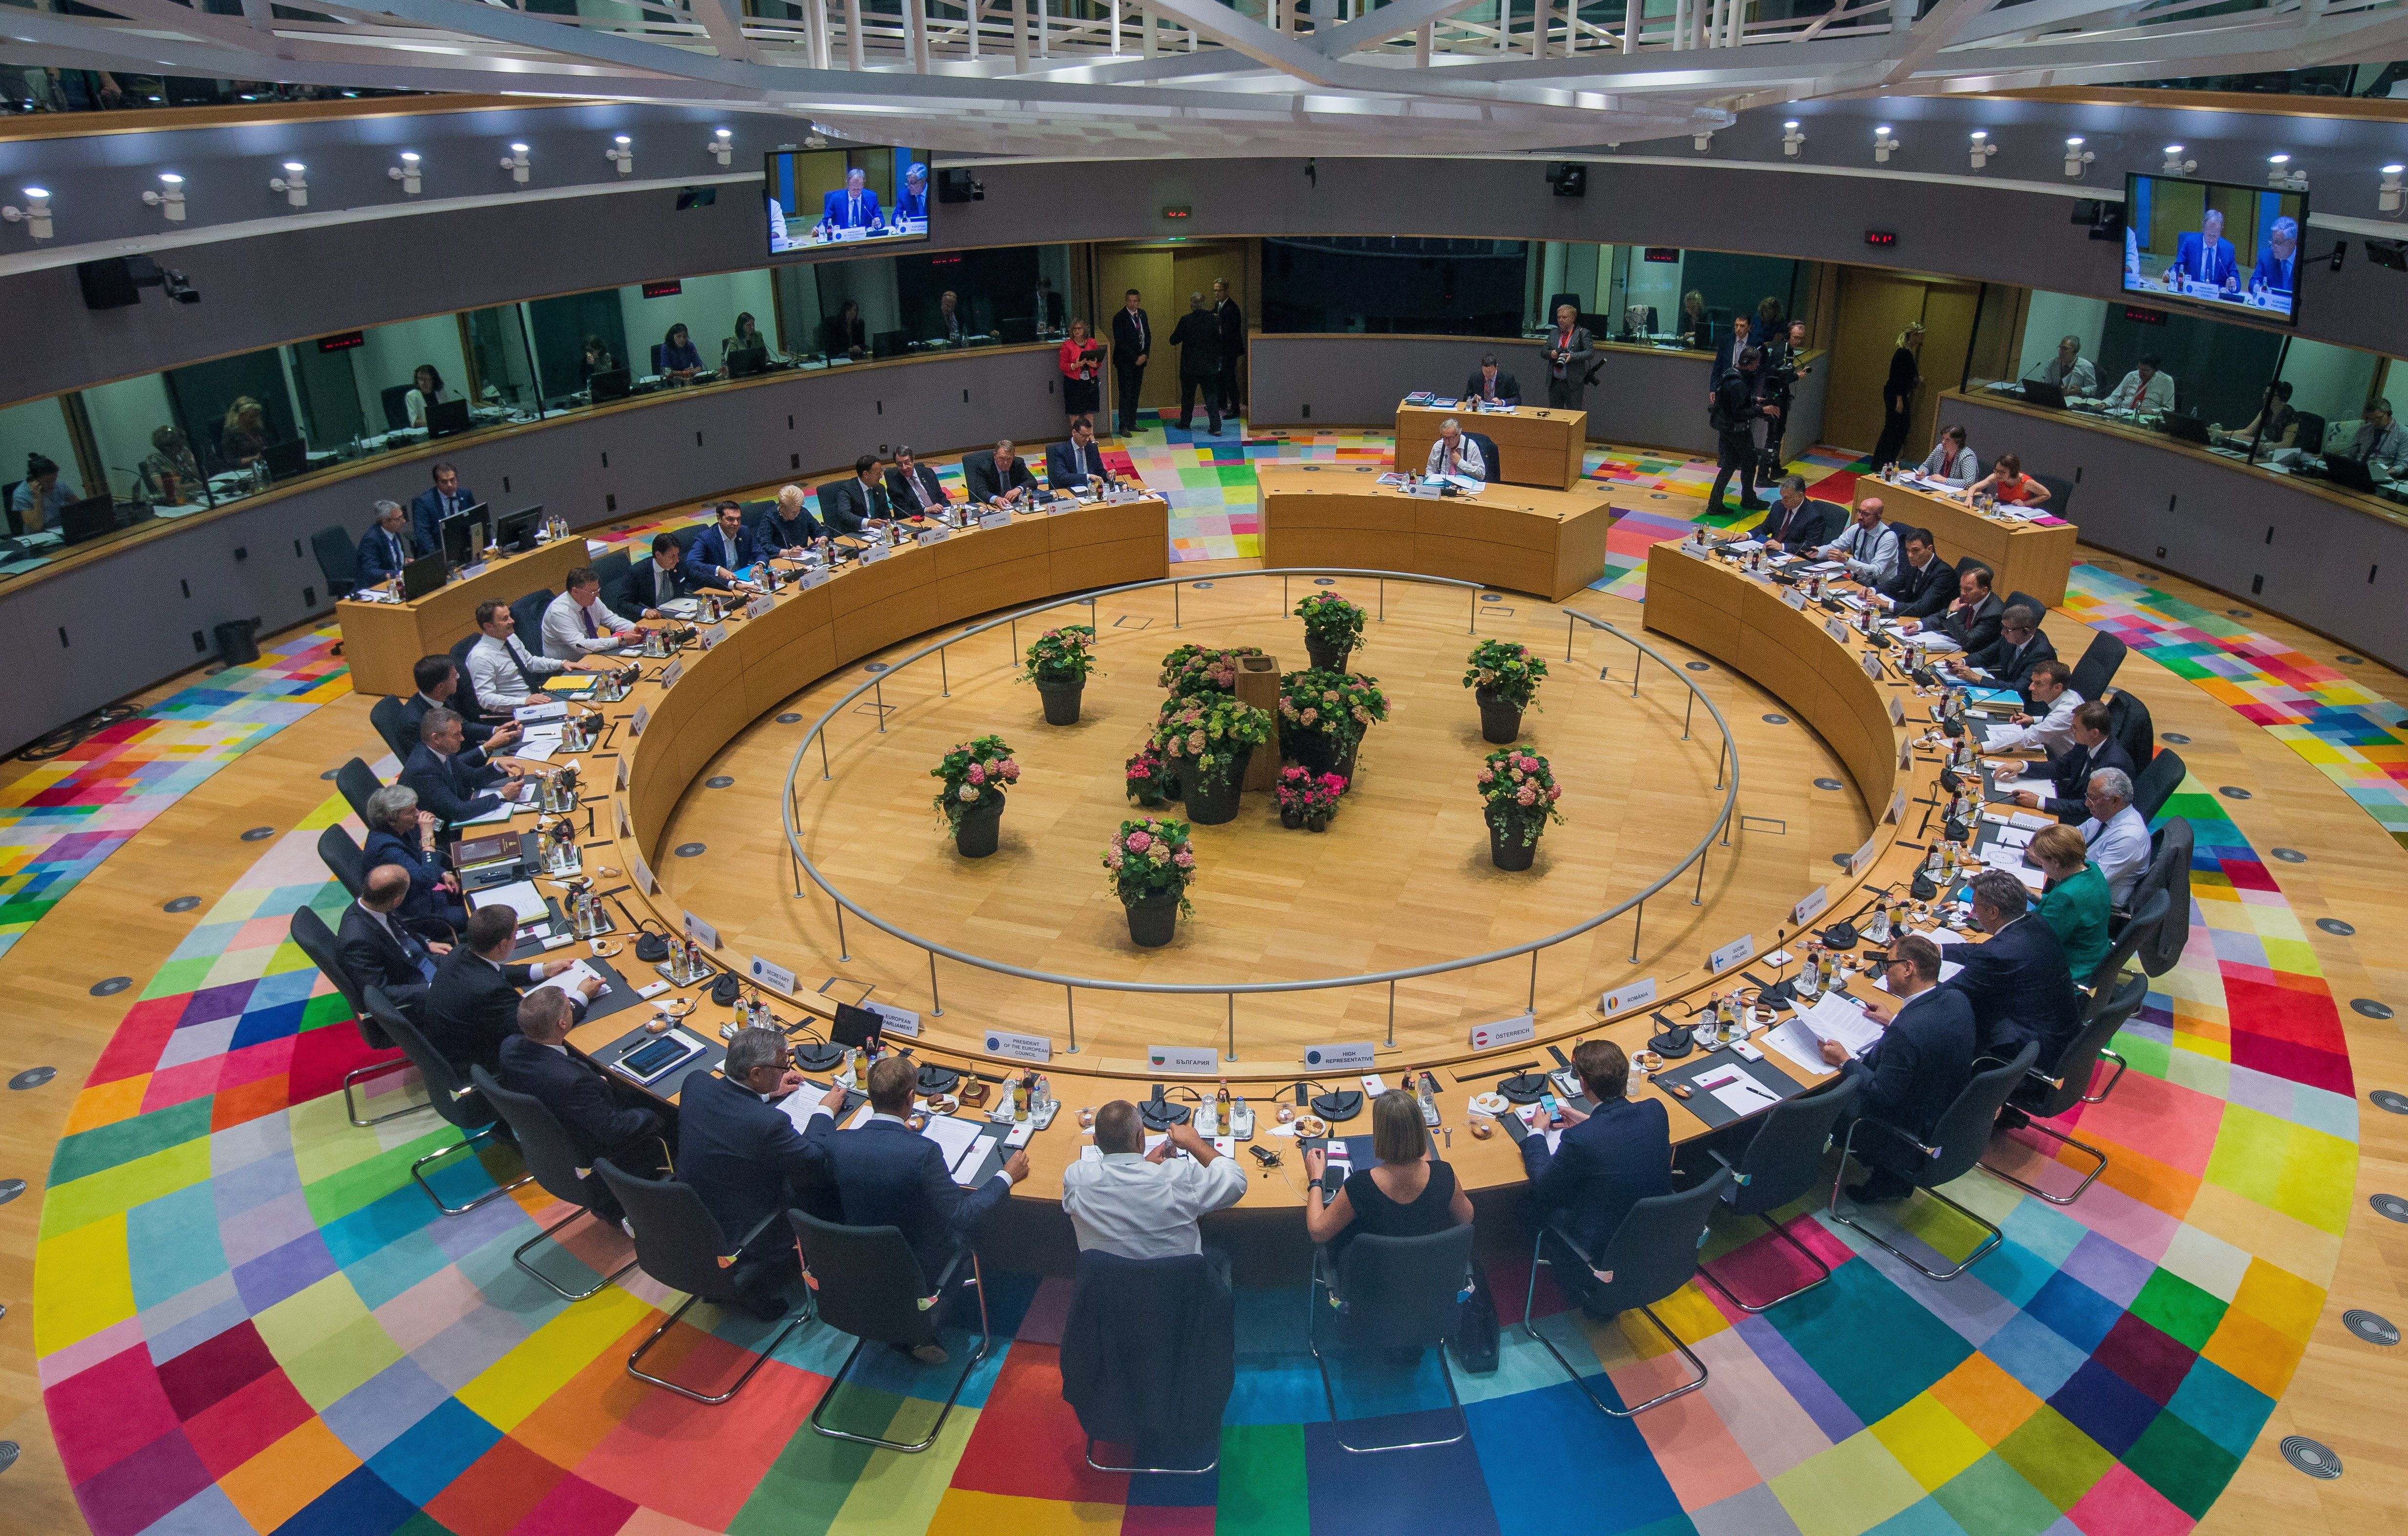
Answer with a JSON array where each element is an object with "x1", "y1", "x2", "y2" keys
[{"x1": 16, "y1": 415, "x2": 2376, "y2": 1535}]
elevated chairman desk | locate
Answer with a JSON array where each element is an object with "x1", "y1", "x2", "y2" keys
[
  {"x1": 1393, "y1": 401, "x2": 1588, "y2": 491},
  {"x1": 336, "y1": 538, "x2": 593, "y2": 698},
  {"x1": 1255, "y1": 462, "x2": 1614, "y2": 602},
  {"x1": 1870, "y1": 478, "x2": 2080, "y2": 609}
]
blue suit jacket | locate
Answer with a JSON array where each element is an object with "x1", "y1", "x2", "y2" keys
[
  {"x1": 497, "y1": 1034, "x2": 661, "y2": 1167},
  {"x1": 820, "y1": 187, "x2": 883, "y2": 229},
  {"x1": 1844, "y1": 986, "x2": 1976, "y2": 1146},
  {"x1": 363, "y1": 825, "x2": 460, "y2": 926},
  {"x1": 2172, "y1": 233, "x2": 2238, "y2": 289},
  {"x1": 685, "y1": 524, "x2": 758, "y2": 582},
  {"x1": 895, "y1": 186, "x2": 927, "y2": 221},
  {"x1": 677, "y1": 1070, "x2": 819, "y2": 1256},
  {"x1": 408, "y1": 486, "x2": 479, "y2": 557},
  {"x1": 2249, "y1": 250, "x2": 2297, "y2": 295},
  {"x1": 400, "y1": 743, "x2": 507, "y2": 825},
  {"x1": 1942, "y1": 913, "x2": 2082, "y2": 1064},
  {"x1": 357, "y1": 522, "x2": 418, "y2": 585},
  {"x1": 1518, "y1": 1096, "x2": 1672, "y2": 1259},
  {"x1": 800, "y1": 1116, "x2": 1008, "y2": 1279}
]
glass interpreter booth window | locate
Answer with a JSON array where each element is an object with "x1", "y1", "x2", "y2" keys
[
  {"x1": 1535, "y1": 246, "x2": 1808, "y2": 349},
  {"x1": 1261, "y1": 238, "x2": 1531, "y2": 335}
]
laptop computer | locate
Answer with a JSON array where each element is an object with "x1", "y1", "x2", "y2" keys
[
  {"x1": 724, "y1": 345, "x2": 767, "y2": 378},
  {"x1": 2161, "y1": 413, "x2": 2212, "y2": 446},
  {"x1": 588, "y1": 368, "x2": 631, "y2": 404},
  {"x1": 58, "y1": 494, "x2": 117, "y2": 547},
  {"x1": 261, "y1": 440, "x2": 307, "y2": 481},
  {"x1": 398, "y1": 552, "x2": 447, "y2": 601},
  {"x1": 424, "y1": 398, "x2": 471, "y2": 438},
  {"x1": 2320, "y1": 454, "x2": 2379, "y2": 493},
  {"x1": 2020, "y1": 380, "x2": 2066, "y2": 410}
]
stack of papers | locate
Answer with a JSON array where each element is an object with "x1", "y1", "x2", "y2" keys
[
  {"x1": 1692, "y1": 1067, "x2": 1785, "y2": 1116},
  {"x1": 1982, "y1": 724, "x2": 2028, "y2": 751},
  {"x1": 1764, "y1": 992, "x2": 1887, "y2": 1072},
  {"x1": 529, "y1": 958, "x2": 604, "y2": 1002}
]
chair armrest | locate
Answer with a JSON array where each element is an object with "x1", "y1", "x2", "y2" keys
[
  {"x1": 925, "y1": 1242, "x2": 970, "y2": 1295},
  {"x1": 1544, "y1": 1219, "x2": 1601, "y2": 1269},
  {"x1": 1704, "y1": 1146, "x2": 1748, "y2": 1185}
]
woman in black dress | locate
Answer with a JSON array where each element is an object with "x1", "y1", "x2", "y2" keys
[
  {"x1": 1302, "y1": 1089, "x2": 1475, "y2": 1265},
  {"x1": 1872, "y1": 321, "x2": 1924, "y2": 470}
]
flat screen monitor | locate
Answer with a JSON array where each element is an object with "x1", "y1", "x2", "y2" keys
[
  {"x1": 58, "y1": 494, "x2": 117, "y2": 547},
  {"x1": 399, "y1": 552, "x2": 447, "y2": 600},
  {"x1": 424, "y1": 398, "x2": 471, "y2": 438},
  {"x1": 2121, "y1": 172, "x2": 2307, "y2": 324},
  {"x1": 588, "y1": 367, "x2": 630, "y2": 404},
  {"x1": 765, "y1": 147, "x2": 931, "y2": 256},
  {"x1": 440, "y1": 507, "x2": 483, "y2": 569},
  {"x1": 261, "y1": 439, "x2": 307, "y2": 481},
  {"x1": 493, "y1": 505, "x2": 544, "y2": 553}
]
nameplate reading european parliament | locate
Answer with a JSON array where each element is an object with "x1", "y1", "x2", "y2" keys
[
  {"x1": 1302, "y1": 1042, "x2": 1376, "y2": 1070},
  {"x1": 683, "y1": 911, "x2": 720, "y2": 950},
  {"x1": 1708, "y1": 934, "x2": 1755, "y2": 973},
  {"x1": 1601, "y1": 978, "x2": 1657, "y2": 1016},
  {"x1": 1791, "y1": 886, "x2": 1830, "y2": 927},
  {"x1": 984, "y1": 1029, "x2": 1053, "y2": 1065},
  {"x1": 865, "y1": 1001, "x2": 921, "y2": 1038},
  {"x1": 1468, "y1": 1013, "x2": 1536, "y2": 1050},
  {"x1": 978, "y1": 510, "x2": 1013, "y2": 531},
  {"x1": 1148, "y1": 1045, "x2": 1220, "y2": 1074},
  {"x1": 748, "y1": 956, "x2": 796, "y2": 996}
]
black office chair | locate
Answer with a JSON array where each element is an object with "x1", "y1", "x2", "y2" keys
[
  {"x1": 2006, "y1": 590, "x2": 2046, "y2": 624},
  {"x1": 1828, "y1": 1041, "x2": 2037, "y2": 1282},
  {"x1": 2126, "y1": 818, "x2": 2193, "y2": 977},
  {"x1": 334, "y1": 757, "x2": 382, "y2": 823},
  {"x1": 2068, "y1": 632, "x2": 2127, "y2": 703},
  {"x1": 1693, "y1": 1074, "x2": 1861, "y2": 1312},
  {"x1": 1521, "y1": 1169, "x2": 1732, "y2": 1418},
  {"x1": 670, "y1": 525, "x2": 703, "y2": 557},
  {"x1": 369, "y1": 696, "x2": 415, "y2": 762},
  {"x1": 380, "y1": 384, "x2": 414, "y2": 432},
  {"x1": 288, "y1": 907, "x2": 423, "y2": 1128},
  {"x1": 2089, "y1": 887, "x2": 2172, "y2": 1012},
  {"x1": 310, "y1": 526, "x2": 361, "y2": 601},
  {"x1": 470, "y1": 1066, "x2": 643, "y2": 1302},
  {"x1": 2033, "y1": 472, "x2": 2074, "y2": 519},
  {"x1": 590, "y1": 549, "x2": 633, "y2": 618},
  {"x1": 598, "y1": 1160, "x2": 808, "y2": 1405},
  {"x1": 1309, "y1": 1225, "x2": 1476, "y2": 1454},
  {"x1": 1, "y1": 482, "x2": 22, "y2": 537},
  {"x1": 1062, "y1": 1249, "x2": 1233, "y2": 1474},
  {"x1": 871, "y1": 329, "x2": 908, "y2": 359},
  {"x1": 509, "y1": 589, "x2": 554, "y2": 645},
  {"x1": 789, "y1": 1211, "x2": 990, "y2": 1451},
  {"x1": 2132, "y1": 747, "x2": 2186, "y2": 824},
  {"x1": 648, "y1": 342, "x2": 668, "y2": 376},
  {"x1": 2289, "y1": 410, "x2": 2326, "y2": 457},
  {"x1": 2105, "y1": 688, "x2": 2155, "y2": 768},
  {"x1": 1982, "y1": 976, "x2": 2149, "y2": 1207},
  {"x1": 1465, "y1": 430, "x2": 1502, "y2": 484},
  {"x1": 448, "y1": 633, "x2": 490, "y2": 722},
  {"x1": 317, "y1": 825, "x2": 367, "y2": 899},
  {"x1": 360, "y1": 984, "x2": 528, "y2": 1216}
]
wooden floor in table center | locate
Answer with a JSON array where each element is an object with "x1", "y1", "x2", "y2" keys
[{"x1": 656, "y1": 566, "x2": 1874, "y2": 1067}]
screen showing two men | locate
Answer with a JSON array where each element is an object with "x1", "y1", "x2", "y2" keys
[
  {"x1": 2122, "y1": 173, "x2": 2308, "y2": 324},
  {"x1": 765, "y1": 148, "x2": 931, "y2": 255}
]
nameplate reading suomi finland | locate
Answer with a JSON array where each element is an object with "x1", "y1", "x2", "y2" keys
[
  {"x1": 1708, "y1": 934, "x2": 1756, "y2": 973},
  {"x1": 682, "y1": 911, "x2": 720, "y2": 950},
  {"x1": 1148, "y1": 1045, "x2": 1220, "y2": 1075},
  {"x1": 1468, "y1": 1013, "x2": 1536, "y2": 1050},
  {"x1": 1849, "y1": 834, "x2": 1879, "y2": 875},
  {"x1": 984, "y1": 1029, "x2": 1053, "y2": 1065},
  {"x1": 865, "y1": 1002, "x2": 921, "y2": 1038},
  {"x1": 630, "y1": 704, "x2": 650, "y2": 737},
  {"x1": 1782, "y1": 587, "x2": 1809, "y2": 610},
  {"x1": 978, "y1": 511, "x2": 1014, "y2": 531},
  {"x1": 660, "y1": 657, "x2": 683, "y2": 688},
  {"x1": 1601, "y1": 978, "x2": 1658, "y2": 1017},
  {"x1": 747, "y1": 956, "x2": 796, "y2": 996},
  {"x1": 1302, "y1": 1042, "x2": 1376, "y2": 1071},
  {"x1": 1791, "y1": 886, "x2": 1830, "y2": 927}
]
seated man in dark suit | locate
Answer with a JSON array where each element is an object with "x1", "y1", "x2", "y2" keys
[
  {"x1": 1941, "y1": 870, "x2": 2082, "y2": 1065},
  {"x1": 1510, "y1": 1039, "x2": 1671, "y2": 1317},
  {"x1": 338, "y1": 863, "x2": 452, "y2": 1023},
  {"x1": 408, "y1": 462, "x2": 478, "y2": 557},
  {"x1": 401, "y1": 654, "x2": 520, "y2": 751},
  {"x1": 356, "y1": 499, "x2": 421, "y2": 587},
  {"x1": 618, "y1": 533, "x2": 702, "y2": 621},
  {"x1": 818, "y1": 455, "x2": 893, "y2": 536},
  {"x1": 1817, "y1": 936, "x2": 1976, "y2": 1202},
  {"x1": 1873, "y1": 528, "x2": 1956, "y2": 620},
  {"x1": 793, "y1": 1054, "x2": 1028, "y2": 1363},
  {"x1": 964, "y1": 439, "x2": 1039, "y2": 508},
  {"x1": 1904, "y1": 564, "x2": 2003, "y2": 654},
  {"x1": 361, "y1": 783, "x2": 467, "y2": 932},
  {"x1": 677, "y1": 1026, "x2": 828, "y2": 1318},
  {"x1": 401, "y1": 706, "x2": 522, "y2": 827},
  {"x1": 685, "y1": 500, "x2": 765, "y2": 589},
  {"x1": 422, "y1": 905, "x2": 597, "y2": 1078},
  {"x1": 499, "y1": 988, "x2": 667, "y2": 1219},
  {"x1": 1462, "y1": 353, "x2": 1521, "y2": 407},
  {"x1": 883, "y1": 448, "x2": 952, "y2": 520},
  {"x1": 1045, "y1": 421, "x2": 1117, "y2": 495},
  {"x1": 1757, "y1": 475, "x2": 1840, "y2": 553},
  {"x1": 1956, "y1": 604, "x2": 2057, "y2": 696},
  {"x1": 2014, "y1": 700, "x2": 2135, "y2": 822}
]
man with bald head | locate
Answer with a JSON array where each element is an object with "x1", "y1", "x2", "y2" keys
[{"x1": 1061, "y1": 1098, "x2": 1245, "y2": 1264}]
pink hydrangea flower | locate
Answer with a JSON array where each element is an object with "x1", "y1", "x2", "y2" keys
[
  {"x1": 1546, "y1": 784, "x2": 1563, "y2": 801},
  {"x1": 999, "y1": 759, "x2": 1020, "y2": 781},
  {"x1": 1126, "y1": 830, "x2": 1153, "y2": 853},
  {"x1": 966, "y1": 763, "x2": 986, "y2": 785},
  {"x1": 1106, "y1": 849, "x2": 1123, "y2": 868},
  {"x1": 1173, "y1": 849, "x2": 1194, "y2": 867},
  {"x1": 1517, "y1": 784, "x2": 1538, "y2": 806},
  {"x1": 1477, "y1": 768, "x2": 1494, "y2": 784}
]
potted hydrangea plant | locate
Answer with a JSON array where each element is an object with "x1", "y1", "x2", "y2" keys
[
  {"x1": 1462, "y1": 639, "x2": 1549, "y2": 744},
  {"x1": 1158, "y1": 643, "x2": 1268, "y2": 698},
  {"x1": 1476, "y1": 747, "x2": 1565, "y2": 870},
  {"x1": 1275, "y1": 767, "x2": 1346, "y2": 832},
  {"x1": 1293, "y1": 591, "x2": 1368, "y2": 673},
  {"x1": 930, "y1": 734, "x2": 1020, "y2": 858},
  {"x1": 1153, "y1": 694, "x2": 1272, "y2": 825},
  {"x1": 1103, "y1": 816, "x2": 1196, "y2": 947},
  {"x1": 1125, "y1": 745, "x2": 1176, "y2": 807},
  {"x1": 1277, "y1": 669, "x2": 1389, "y2": 784},
  {"x1": 1019, "y1": 624, "x2": 1099, "y2": 725}
]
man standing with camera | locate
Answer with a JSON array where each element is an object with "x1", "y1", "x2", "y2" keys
[{"x1": 1759, "y1": 319, "x2": 1807, "y2": 478}]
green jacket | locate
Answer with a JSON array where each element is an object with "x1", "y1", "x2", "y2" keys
[{"x1": 2041, "y1": 861, "x2": 2114, "y2": 984}]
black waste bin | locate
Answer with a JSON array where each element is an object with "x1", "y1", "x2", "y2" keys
[{"x1": 213, "y1": 619, "x2": 261, "y2": 668}]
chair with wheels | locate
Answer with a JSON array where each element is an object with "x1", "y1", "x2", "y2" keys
[
  {"x1": 470, "y1": 1066, "x2": 642, "y2": 1301},
  {"x1": 335, "y1": 757, "x2": 383, "y2": 824},
  {"x1": 317, "y1": 825, "x2": 367, "y2": 898},
  {"x1": 369, "y1": 696, "x2": 416, "y2": 762},
  {"x1": 1828, "y1": 1041, "x2": 2038, "y2": 1282},
  {"x1": 788, "y1": 1210, "x2": 989, "y2": 1452},
  {"x1": 1521, "y1": 1169, "x2": 1732, "y2": 1418},
  {"x1": 1061, "y1": 1248, "x2": 1234, "y2": 1473},
  {"x1": 361, "y1": 985, "x2": 529, "y2": 1216},
  {"x1": 310, "y1": 526, "x2": 361, "y2": 602},
  {"x1": 1981, "y1": 976, "x2": 2149, "y2": 1206},
  {"x1": 597, "y1": 1160, "x2": 809, "y2": 1405},
  {"x1": 2132, "y1": 747, "x2": 2186, "y2": 824},
  {"x1": 2068, "y1": 631, "x2": 2127, "y2": 704},
  {"x1": 1309, "y1": 1225, "x2": 1476, "y2": 1453},
  {"x1": 288, "y1": 907, "x2": 423, "y2": 1127},
  {"x1": 1694, "y1": 1074, "x2": 1861, "y2": 1312}
]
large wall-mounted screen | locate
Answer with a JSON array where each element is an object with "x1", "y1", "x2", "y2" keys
[
  {"x1": 2121, "y1": 172, "x2": 2307, "y2": 325},
  {"x1": 766, "y1": 147, "x2": 931, "y2": 256}
]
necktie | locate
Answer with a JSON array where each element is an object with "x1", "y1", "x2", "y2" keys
[
  {"x1": 849, "y1": 194, "x2": 859, "y2": 224},
  {"x1": 580, "y1": 604, "x2": 597, "y2": 639},
  {"x1": 384, "y1": 914, "x2": 436, "y2": 983},
  {"x1": 507, "y1": 639, "x2": 541, "y2": 690}
]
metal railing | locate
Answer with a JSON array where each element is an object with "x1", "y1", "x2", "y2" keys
[{"x1": 777, "y1": 568, "x2": 1739, "y2": 1063}]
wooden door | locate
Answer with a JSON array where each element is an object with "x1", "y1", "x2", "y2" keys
[
  {"x1": 1094, "y1": 246, "x2": 1176, "y2": 414},
  {"x1": 1912, "y1": 283, "x2": 1981, "y2": 455},
  {"x1": 1172, "y1": 241, "x2": 1251, "y2": 408},
  {"x1": 1824, "y1": 270, "x2": 1929, "y2": 453}
]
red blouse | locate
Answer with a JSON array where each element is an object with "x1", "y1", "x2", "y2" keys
[{"x1": 1060, "y1": 337, "x2": 1102, "y2": 381}]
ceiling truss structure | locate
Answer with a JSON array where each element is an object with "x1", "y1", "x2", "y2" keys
[{"x1": 7, "y1": 0, "x2": 2408, "y2": 157}]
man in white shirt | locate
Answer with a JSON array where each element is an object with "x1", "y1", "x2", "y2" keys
[
  {"x1": 2096, "y1": 355, "x2": 2176, "y2": 414},
  {"x1": 1818, "y1": 498, "x2": 1901, "y2": 586},
  {"x1": 1915, "y1": 425, "x2": 1978, "y2": 487},
  {"x1": 539, "y1": 567, "x2": 638, "y2": 660},
  {"x1": 2030, "y1": 335, "x2": 2097, "y2": 398},
  {"x1": 2077, "y1": 767, "x2": 2151, "y2": 906},
  {"x1": 1424, "y1": 418, "x2": 1486, "y2": 481},
  {"x1": 1061, "y1": 1099, "x2": 1246, "y2": 1261},
  {"x1": 2336, "y1": 397, "x2": 2408, "y2": 478},
  {"x1": 467, "y1": 599, "x2": 603, "y2": 710},
  {"x1": 1984, "y1": 660, "x2": 2083, "y2": 756}
]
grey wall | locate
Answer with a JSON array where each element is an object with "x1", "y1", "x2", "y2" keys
[{"x1": 0, "y1": 346, "x2": 1065, "y2": 754}]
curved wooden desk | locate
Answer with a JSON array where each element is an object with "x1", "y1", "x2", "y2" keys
[
  {"x1": 1395, "y1": 401, "x2": 1587, "y2": 491},
  {"x1": 1254, "y1": 462, "x2": 1614, "y2": 602},
  {"x1": 1871, "y1": 479, "x2": 2080, "y2": 610}
]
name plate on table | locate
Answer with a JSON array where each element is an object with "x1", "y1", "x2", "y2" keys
[
  {"x1": 1469, "y1": 1013, "x2": 1536, "y2": 1050},
  {"x1": 748, "y1": 955, "x2": 796, "y2": 996},
  {"x1": 1148, "y1": 1045, "x2": 1220, "y2": 1074},
  {"x1": 1889, "y1": 694, "x2": 1907, "y2": 725},
  {"x1": 984, "y1": 1028, "x2": 1053, "y2": 1064},
  {"x1": 698, "y1": 622, "x2": 728, "y2": 650},
  {"x1": 615, "y1": 797, "x2": 629, "y2": 838},
  {"x1": 1681, "y1": 541, "x2": 1712, "y2": 561},
  {"x1": 746, "y1": 594, "x2": 774, "y2": 619},
  {"x1": 632, "y1": 851, "x2": 655, "y2": 894},
  {"x1": 860, "y1": 544, "x2": 890, "y2": 565},
  {"x1": 1886, "y1": 787, "x2": 1908, "y2": 824},
  {"x1": 1783, "y1": 587, "x2": 1809, "y2": 609},
  {"x1": 1863, "y1": 652, "x2": 1883, "y2": 680},
  {"x1": 614, "y1": 755, "x2": 629, "y2": 791},
  {"x1": 683, "y1": 910, "x2": 720, "y2": 950},
  {"x1": 866, "y1": 1001, "x2": 922, "y2": 1038},
  {"x1": 1708, "y1": 934, "x2": 1756, "y2": 973},
  {"x1": 1601, "y1": 978, "x2": 1657, "y2": 1017},
  {"x1": 1791, "y1": 886, "x2": 1830, "y2": 927},
  {"x1": 799, "y1": 567, "x2": 831, "y2": 590},
  {"x1": 1898, "y1": 733, "x2": 1913, "y2": 770},
  {"x1": 978, "y1": 510, "x2": 1014, "y2": 531},
  {"x1": 916, "y1": 528, "x2": 947, "y2": 545},
  {"x1": 1849, "y1": 834, "x2": 1879, "y2": 875},
  {"x1": 1303, "y1": 1041, "x2": 1377, "y2": 1070},
  {"x1": 661, "y1": 657, "x2": 684, "y2": 688},
  {"x1": 630, "y1": 704, "x2": 650, "y2": 736},
  {"x1": 1826, "y1": 618, "x2": 1851, "y2": 644}
]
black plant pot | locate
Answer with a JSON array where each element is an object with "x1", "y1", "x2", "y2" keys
[
  {"x1": 1305, "y1": 635, "x2": 1352, "y2": 673},
  {"x1": 1475, "y1": 686, "x2": 1524, "y2": 745},
  {"x1": 953, "y1": 795, "x2": 1005, "y2": 858},
  {"x1": 1487, "y1": 813, "x2": 1539, "y2": 871},
  {"x1": 1280, "y1": 804, "x2": 1304, "y2": 829},
  {"x1": 1183, "y1": 749, "x2": 1252, "y2": 825},
  {"x1": 1286, "y1": 727, "x2": 1340, "y2": 777},
  {"x1": 1035, "y1": 677, "x2": 1084, "y2": 725},
  {"x1": 1168, "y1": 755, "x2": 1195, "y2": 803},
  {"x1": 1125, "y1": 892, "x2": 1180, "y2": 947}
]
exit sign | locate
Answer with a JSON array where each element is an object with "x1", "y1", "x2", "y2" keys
[
  {"x1": 1864, "y1": 229, "x2": 1898, "y2": 247},
  {"x1": 1642, "y1": 247, "x2": 1680, "y2": 263},
  {"x1": 1162, "y1": 205, "x2": 1192, "y2": 220},
  {"x1": 316, "y1": 331, "x2": 365, "y2": 353},
  {"x1": 642, "y1": 279, "x2": 684, "y2": 299}
]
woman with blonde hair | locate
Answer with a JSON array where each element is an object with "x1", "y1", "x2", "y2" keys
[
  {"x1": 1301, "y1": 1089, "x2": 1474, "y2": 1261},
  {"x1": 1679, "y1": 289, "x2": 1710, "y2": 350},
  {"x1": 2030, "y1": 822, "x2": 2111, "y2": 983},
  {"x1": 1872, "y1": 320, "x2": 1925, "y2": 470},
  {"x1": 218, "y1": 396, "x2": 269, "y2": 469}
]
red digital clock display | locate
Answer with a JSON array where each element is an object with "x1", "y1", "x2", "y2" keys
[{"x1": 1864, "y1": 230, "x2": 1898, "y2": 248}]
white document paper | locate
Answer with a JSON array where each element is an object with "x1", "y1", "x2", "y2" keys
[
  {"x1": 1792, "y1": 991, "x2": 1887, "y2": 1057},
  {"x1": 1513, "y1": 1104, "x2": 1565, "y2": 1155},
  {"x1": 1764, "y1": 1020, "x2": 1834, "y2": 1075},
  {"x1": 529, "y1": 958, "x2": 604, "y2": 1003},
  {"x1": 1994, "y1": 777, "x2": 2053, "y2": 798},
  {"x1": 1982, "y1": 724, "x2": 2026, "y2": 750},
  {"x1": 472, "y1": 879, "x2": 550, "y2": 924},
  {"x1": 1694, "y1": 1068, "x2": 1784, "y2": 1117}
]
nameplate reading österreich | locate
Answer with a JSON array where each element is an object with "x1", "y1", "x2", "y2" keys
[{"x1": 1468, "y1": 1013, "x2": 1536, "y2": 1050}]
